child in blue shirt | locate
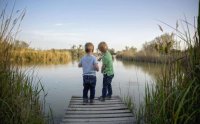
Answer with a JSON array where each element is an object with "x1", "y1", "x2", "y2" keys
[{"x1": 78, "y1": 42, "x2": 99, "y2": 104}]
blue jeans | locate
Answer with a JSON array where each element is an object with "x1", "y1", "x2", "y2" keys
[
  {"x1": 83, "y1": 75, "x2": 96, "y2": 100},
  {"x1": 102, "y1": 74, "x2": 114, "y2": 98}
]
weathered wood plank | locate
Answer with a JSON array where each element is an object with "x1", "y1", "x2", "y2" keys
[
  {"x1": 61, "y1": 96, "x2": 135, "y2": 124},
  {"x1": 65, "y1": 109, "x2": 131, "y2": 114},
  {"x1": 62, "y1": 117, "x2": 135, "y2": 122},
  {"x1": 72, "y1": 96, "x2": 120, "y2": 98},
  {"x1": 67, "y1": 106, "x2": 128, "y2": 111},
  {"x1": 61, "y1": 120, "x2": 134, "y2": 124},
  {"x1": 71, "y1": 98, "x2": 120, "y2": 100},
  {"x1": 64, "y1": 113, "x2": 133, "y2": 118},
  {"x1": 70, "y1": 98, "x2": 120, "y2": 100},
  {"x1": 70, "y1": 100, "x2": 121, "y2": 103},
  {"x1": 70, "y1": 102, "x2": 124, "y2": 105},
  {"x1": 70, "y1": 100, "x2": 122, "y2": 104},
  {"x1": 69, "y1": 104, "x2": 126, "y2": 108}
]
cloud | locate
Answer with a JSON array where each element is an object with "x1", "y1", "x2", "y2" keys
[
  {"x1": 55, "y1": 23, "x2": 64, "y2": 26},
  {"x1": 24, "y1": 30, "x2": 84, "y2": 43},
  {"x1": 31, "y1": 30, "x2": 82, "y2": 37}
]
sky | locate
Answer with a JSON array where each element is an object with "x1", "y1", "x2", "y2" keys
[{"x1": 2, "y1": 0, "x2": 199, "y2": 51}]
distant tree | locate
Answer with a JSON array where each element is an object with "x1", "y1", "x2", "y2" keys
[
  {"x1": 130, "y1": 46, "x2": 137, "y2": 53},
  {"x1": 125, "y1": 46, "x2": 129, "y2": 51},
  {"x1": 78, "y1": 45, "x2": 82, "y2": 50},
  {"x1": 154, "y1": 33, "x2": 175, "y2": 54},
  {"x1": 77, "y1": 44, "x2": 84, "y2": 58},
  {"x1": 71, "y1": 45, "x2": 76, "y2": 50},
  {"x1": 14, "y1": 40, "x2": 29, "y2": 49},
  {"x1": 142, "y1": 33, "x2": 175, "y2": 54},
  {"x1": 70, "y1": 44, "x2": 84, "y2": 58},
  {"x1": 142, "y1": 41, "x2": 155, "y2": 52},
  {"x1": 109, "y1": 48, "x2": 115, "y2": 55}
]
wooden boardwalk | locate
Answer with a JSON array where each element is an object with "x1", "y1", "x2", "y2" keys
[{"x1": 60, "y1": 96, "x2": 135, "y2": 124}]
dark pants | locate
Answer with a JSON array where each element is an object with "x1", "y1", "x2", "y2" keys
[
  {"x1": 102, "y1": 74, "x2": 114, "y2": 98},
  {"x1": 83, "y1": 75, "x2": 96, "y2": 100}
]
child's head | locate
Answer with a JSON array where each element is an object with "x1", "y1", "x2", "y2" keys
[
  {"x1": 85, "y1": 42, "x2": 94, "y2": 53},
  {"x1": 98, "y1": 41, "x2": 108, "y2": 53}
]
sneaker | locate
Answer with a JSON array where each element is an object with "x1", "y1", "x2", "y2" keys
[
  {"x1": 83, "y1": 99, "x2": 88, "y2": 105},
  {"x1": 98, "y1": 96, "x2": 105, "y2": 102},
  {"x1": 105, "y1": 96, "x2": 112, "y2": 100},
  {"x1": 90, "y1": 99, "x2": 95, "y2": 104}
]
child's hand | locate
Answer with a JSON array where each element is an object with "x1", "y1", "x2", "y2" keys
[
  {"x1": 101, "y1": 65, "x2": 105, "y2": 73},
  {"x1": 97, "y1": 57, "x2": 102, "y2": 61},
  {"x1": 101, "y1": 69, "x2": 103, "y2": 73},
  {"x1": 94, "y1": 64, "x2": 99, "y2": 72},
  {"x1": 78, "y1": 63, "x2": 82, "y2": 67}
]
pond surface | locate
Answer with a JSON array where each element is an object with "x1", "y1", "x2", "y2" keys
[{"x1": 23, "y1": 58, "x2": 162, "y2": 123}]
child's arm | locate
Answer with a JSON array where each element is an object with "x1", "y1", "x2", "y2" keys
[
  {"x1": 93, "y1": 57, "x2": 99, "y2": 72},
  {"x1": 101, "y1": 64, "x2": 105, "y2": 73},
  {"x1": 78, "y1": 63, "x2": 82, "y2": 67},
  {"x1": 94, "y1": 63, "x2": 99, "y2": 72}
]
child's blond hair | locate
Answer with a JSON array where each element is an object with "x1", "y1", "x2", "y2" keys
[
  {"x1": 85, "y1": 42, "x2": 94, "y2": 53},
  {"x1": 98, "y1": 41, "x2": 108, "y2": 53}
]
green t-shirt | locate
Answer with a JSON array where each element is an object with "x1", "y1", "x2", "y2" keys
[{"x1": 102, "y1": 51, "x2": 114, "y2": 76}]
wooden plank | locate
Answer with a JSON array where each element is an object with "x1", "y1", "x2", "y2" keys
[
  {"x1": 67, "y1": 106, "x2": 128, "y2": 111},
  {"x1": 71, "y1": 98, "x2": 120, "y2": 100},
  {"x1": 64, "y1": 113, "x2": 133, "y2": 118},
  {"x1": 65, "y1": 110, "x2": 131, "y2": 114},
  {"x1": 62, "y1": 117, "x2": 135, "y2": 122},
  {"x1": 71, "y1": 97, "x2": 119, "y2": 99},
  {"x1": 70, "y1": 100, "x2": 122, "y2": 103},
  {"x1": 70, "y1": 102, "x2": 124, "y2": 105},
  {"x1": 70, "y1": 100, "x2": 122, "y2": 104},
  {"x1": 72, "y1": 96, "x2": 120, "y2": 98},
  {"x1": 69, "y1": 104, "x2": 126, "y2": 108},
  {"x1": 61, "y1": 96, "x2": 135, "y2": 124},
  {"x1": 70, "y1": 98, "x2": 121, "y2": 101},
  {"x1": 70, "y1": 99, "x2": 121, "y2": 102},
  {"x1": 61, "y1": 120, "x2": 134, "y2": 124}
]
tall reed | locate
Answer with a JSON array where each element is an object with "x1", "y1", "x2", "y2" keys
[
  {"x1": 147, "y1": 12, "x2": 198, "y2": 124},
  {"x1": 123, "y1": 3, "x2": 200, "y2": 124},
  {"x1": 0, "y1": 1, "x2": 50, "y2": 124}
]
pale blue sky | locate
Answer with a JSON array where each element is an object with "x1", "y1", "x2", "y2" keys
[{"x1": 3, "y1": 0, "x2": 199, "y2": 51}]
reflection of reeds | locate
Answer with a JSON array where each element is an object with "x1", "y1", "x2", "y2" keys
[{"x1": 0, "y1": 1, "x2": 50, "y2": 123}]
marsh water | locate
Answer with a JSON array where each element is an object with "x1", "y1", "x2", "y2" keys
[{"x1": 23, "y1": 58, "x2": 162, "y2": 123}]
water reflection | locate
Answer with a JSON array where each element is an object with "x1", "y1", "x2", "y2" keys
[
  {"x1": 120, "y1": 60, "x2": 165, "y2": 79},
  {"x1": 23, "y1": 59, "x2": 162, "y2": 123}
]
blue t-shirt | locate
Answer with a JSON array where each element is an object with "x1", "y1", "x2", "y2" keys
[{"x1": 79, "y1": 54, "x2": 98, "y2": 76}]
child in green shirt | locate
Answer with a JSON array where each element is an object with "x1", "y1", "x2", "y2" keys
[{"x1": 98, "y1": 42, "x2": 114, "y2": 102}]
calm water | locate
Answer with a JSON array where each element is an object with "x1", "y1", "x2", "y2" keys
[{"x1": 23, "y1": 58, "x2": 161, "y2": 123}]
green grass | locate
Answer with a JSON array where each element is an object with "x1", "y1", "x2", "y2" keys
[{"x1": 0, "y1": 69, "x2": 48, "y2": 124}]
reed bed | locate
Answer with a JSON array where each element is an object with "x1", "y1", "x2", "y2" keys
[
  {"x1": 12, "y1": 48, "x2": 72, "y2": 65},
  {"x1": 116, "y1": 50, "x2": 175, "y2": 64},
  {"x1": 0, "y1": 1, "x2": 51, "y2": 124},
  {"x1": 123, "y1": 7, "x2": 200, "y2": 124}
]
